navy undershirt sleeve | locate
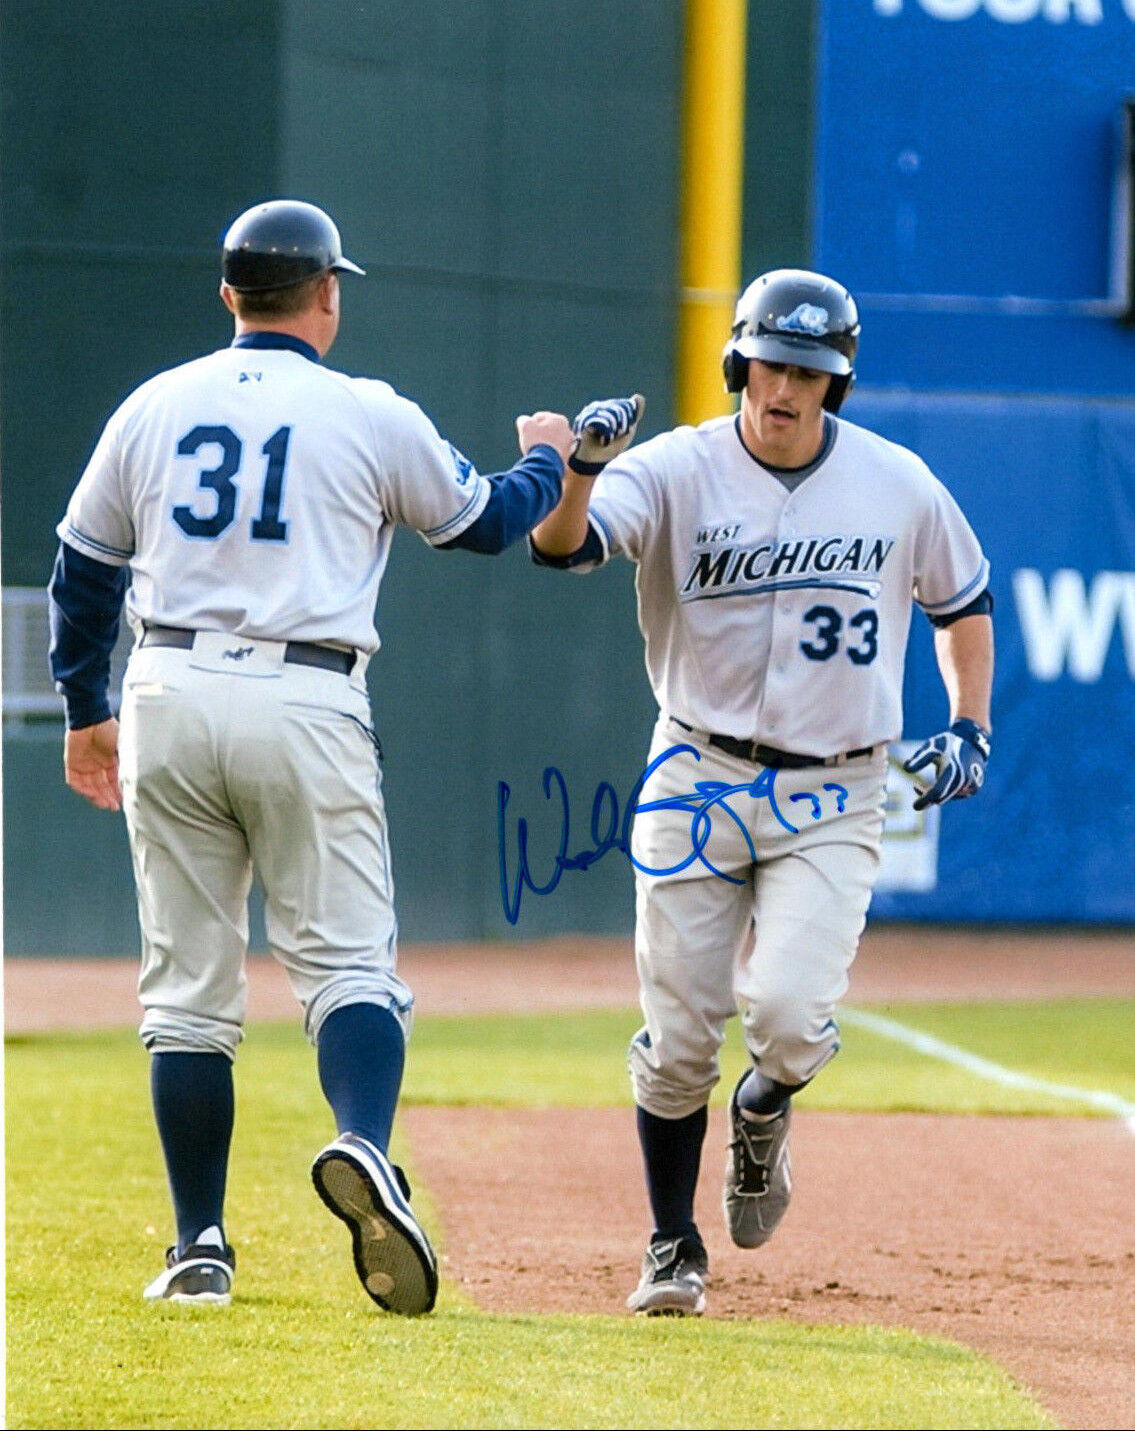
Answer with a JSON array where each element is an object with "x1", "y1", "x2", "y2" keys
[
  {"x1": 438, "y1": 444, "x2": 564, "y2": 555},
  {"x1": 926, "y1": 587, "x2": 994, "y2": 628},
  {"x1": 529, "y1": 523, "x2": 604, "y2": 569},
  {"x1": 47, "y1": 542, "x2": 129, "y2": 729}
]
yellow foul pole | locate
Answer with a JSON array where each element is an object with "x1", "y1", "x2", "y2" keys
[{"x1": 678, "y1": 0, "x2": 747, "y2": 427}]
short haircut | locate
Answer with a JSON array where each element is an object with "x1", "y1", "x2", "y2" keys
[{"x1": 231, "y1": 271, "x2": 326, "y2": 318}]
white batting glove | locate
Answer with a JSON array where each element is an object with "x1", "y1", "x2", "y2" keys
[
  {"x1": 903, "y1": 719, "x2": 991, "y2": 812},
  {"x1": 568, "y1": 393, "x2": 645, "y2": 474}
]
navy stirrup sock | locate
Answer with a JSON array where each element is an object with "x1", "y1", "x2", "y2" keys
[
  {"x1": 316, "y1": 1002, "x2": 406, "y2": 1154},
  {"x1": 150, "y1": 1051, "x2": 234, "y2": 1255},
  {"x1": 736, "y1": 1069, "x2": 801, "y2": 1118},
  {"x1": 635, "y1": 1104, "x2": 708, "y2": 1244}
]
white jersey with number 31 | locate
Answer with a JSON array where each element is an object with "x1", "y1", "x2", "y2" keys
[
  {"x1": 582, "y1": 413, "x2": 989, "y2": 756},
  {"x1": 57, "y1": 344, "x2": 493, "y2": 654}
]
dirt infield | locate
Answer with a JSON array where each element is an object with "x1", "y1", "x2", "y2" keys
[
  {"x1": 7, "y1": 925, "x2": 1135, "y2": 1031},
  {"x1": 6, "y1": 925, "x2": 1135, "y2": 1430}
]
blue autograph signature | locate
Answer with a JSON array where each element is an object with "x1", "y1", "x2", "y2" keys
[{"x1": 497, "y1": 743, "x2": 849, "y2": 925}]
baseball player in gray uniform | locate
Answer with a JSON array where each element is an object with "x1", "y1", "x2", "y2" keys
[
  {"x1": 48, "y1": 199, "x2": 582, "y2": 1314},
  {"x1": 531, "y1": 269, "x2": 994, "y2": 1315}
]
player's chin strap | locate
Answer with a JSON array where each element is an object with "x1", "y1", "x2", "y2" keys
[{"x1": 567, "y1": 393, "x2": 646, "y2": 475}]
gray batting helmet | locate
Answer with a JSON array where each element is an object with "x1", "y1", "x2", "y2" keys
[
  {"x1": 722, "y1": 268, "x2": 860, "y2": 412},
  {"x1": 221, "y1": 199, "x2": 366, "y2": 293}
]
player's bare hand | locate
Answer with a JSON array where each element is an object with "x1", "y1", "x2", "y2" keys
[
  {"x1": 516, "y1": 411, "x2": 575, "y2": 466},
  {"x1": 64, "y1": 717, "x2": 122, "y2": 812}
]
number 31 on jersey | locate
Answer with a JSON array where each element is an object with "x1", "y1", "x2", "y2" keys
[{"x1": 172, "y1": 424, "x2": 291, "y2": 543}]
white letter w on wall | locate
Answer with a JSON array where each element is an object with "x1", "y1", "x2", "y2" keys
[{"x1": 1013, "y1": 569, "x2": 1135, "y2": 681}]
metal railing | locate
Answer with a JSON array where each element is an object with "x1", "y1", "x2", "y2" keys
[{"x1": 2, "y1": 587, "x2": 133, "y2": 721}]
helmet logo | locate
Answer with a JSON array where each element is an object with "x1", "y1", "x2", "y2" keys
[{"x1": 776, "y1": 303, "x2": 829, "y2": 336}]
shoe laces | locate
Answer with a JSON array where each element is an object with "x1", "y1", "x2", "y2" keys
[
  {"x1": 731, "y1": 1110, "x2": 786, "y2": 1194},
  {"x1": 648, "y1": 1235, "x2": 707, "y2": 1278}
]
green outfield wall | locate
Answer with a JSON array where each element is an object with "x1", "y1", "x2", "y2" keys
[{"x1": 1, "y1": 0, "x2": 814, "y2": 954}]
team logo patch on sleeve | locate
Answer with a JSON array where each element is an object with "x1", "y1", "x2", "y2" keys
[{"x1": 447, "y1": 443, "x2": 476, "y2": 486}]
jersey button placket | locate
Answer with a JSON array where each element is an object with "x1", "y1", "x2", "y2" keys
[{"x1": 763, "y1": 511, "x2": 800, "y2": 733}]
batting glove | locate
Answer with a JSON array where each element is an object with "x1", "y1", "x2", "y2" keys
[
  {"x1": 902, "y1": 718, "x2": 991, "y2": 812},
  {"x1": 568, "y1": 393, "x2": 645, "y2": 474}
]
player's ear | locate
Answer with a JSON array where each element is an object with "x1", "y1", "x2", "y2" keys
[
  {"x1": 316, "y1": 271, "x2": 339, "y2": 315},
  {"x1": 219, "y1": 282, "x2": 238, "y2": 316}
]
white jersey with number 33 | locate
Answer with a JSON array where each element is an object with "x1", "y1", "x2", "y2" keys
[
  {"x1": 582, "y1": 413, "x2": 989, "y2": 756},
  {"x1": 57, "y1": 344, "x2": 493, "y2": 654}
]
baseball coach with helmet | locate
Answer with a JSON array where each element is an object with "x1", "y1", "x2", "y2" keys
[
  {"x1": 531, "y1": 269, "x2": 994, "y2": 1316},
  {"x1": 47, "y1": 198, "x2": 587, "y2": 1314}
]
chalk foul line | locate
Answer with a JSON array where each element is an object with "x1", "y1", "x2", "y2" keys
[{"x1": 841, "y1": 1006, "x2": 1135, "y2": 1135}]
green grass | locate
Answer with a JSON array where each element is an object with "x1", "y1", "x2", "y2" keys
[
  {"x1": 815, "y1": 998, "x2": 1135, "y2": 1116},
  {"x1": 8, "y1": 1001, "x2": 1119, "y2": 1428},
  {"x1": 6, "y1": 1304, "x2": 1054, "y2": 1430},
  {"x1": 402, "y1": 998, "x2": 1135, "y2": 1117},
  {"x1": 865, "y1": 999, "x2": 1135, "y2": 1096}
]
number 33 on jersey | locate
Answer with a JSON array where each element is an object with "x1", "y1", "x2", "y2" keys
[{"x1": 572, "y1": 411, "x2": 988, "y2": 759}]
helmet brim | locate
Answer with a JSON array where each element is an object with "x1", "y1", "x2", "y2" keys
[
  {"x1": 731, "y1": 333, "x2": 851, "y2": 377},
  {"x1": 223, "y1": 254, "x2": 367, "y2": 292}
]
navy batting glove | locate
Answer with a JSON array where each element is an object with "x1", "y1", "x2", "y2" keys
[
  {"x1": 568, "y1": 393, "x2": 645, "y2": 474},
  {"x1": 903, "y1": 718, "x2": 991, "y2": 812}
]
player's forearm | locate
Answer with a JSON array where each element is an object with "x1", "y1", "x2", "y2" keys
[
  {"x1": 437, "y1": 445, "x2": 564, "y2": 555},
  {"x1": 530, "y1": 472, "x2": 597, "y2": 557},
  {"x1": 934, "y1": 613, "x2": 993, "y2": 730}
]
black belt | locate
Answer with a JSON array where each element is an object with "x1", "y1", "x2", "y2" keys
[
  {"x1": 670, "y1": 718, "x2": 875, "y2": 770},
  {"x1": 140, "y1": 625, "x2": 356, "y2": 676}
]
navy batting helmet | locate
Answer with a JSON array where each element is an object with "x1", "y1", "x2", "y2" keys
[
  {"x1": 722, "y1": 268, "x2": 860, "y2": 413},
  {"x1": 221, "y1": 199, "x2": 366, "y2": 293}
]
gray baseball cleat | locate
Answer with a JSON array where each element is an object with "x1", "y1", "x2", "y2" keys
[
  {"x1": 723, "y1": 1074, "x2": 793, "y2": 1248},
  {"x1": 626, "y1": 1234, "x2": 708, "y2": 1316},
  {"x1": 143, "y1": 1232, "x2": 235, "y2": 1305},
  {"x1": 312, "y1": 1131, "x2": 439, "y2": 1315}
]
